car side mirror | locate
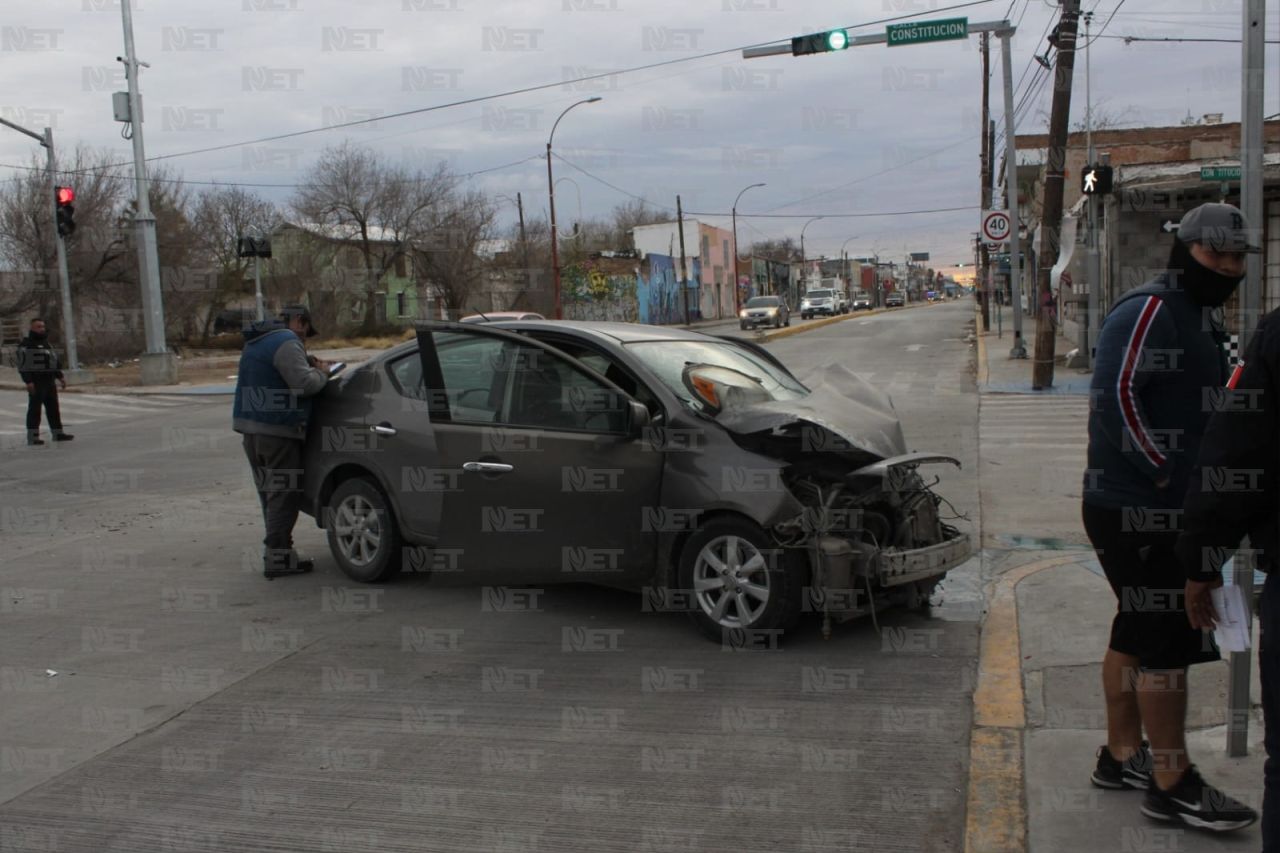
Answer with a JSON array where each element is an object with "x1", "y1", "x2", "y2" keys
[{"x1": 627, "y1": 400, "x2": 651, "y2": 438}]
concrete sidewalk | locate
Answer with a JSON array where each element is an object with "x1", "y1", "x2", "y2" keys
[
  {"x1": 977, "y1": 306, "x2": 1092, "y2": 395},
  {"x1": 970, "y1": 306, "x2": 1267, "y2": 851}
]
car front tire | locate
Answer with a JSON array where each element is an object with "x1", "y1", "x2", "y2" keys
[
  {"x1": 678, "y1": 517, "x2": 803, "y2": 644},
  {"x1": 325, "y1": 476, "x2": 404, "y2": 583}
]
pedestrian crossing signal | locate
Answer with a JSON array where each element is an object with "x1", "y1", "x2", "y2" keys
[
  {"x1": 791, "y1": 29, "x2": 849, "y2": 56},
  {"x1": 1080, "y1": 164, "x2": 1113, "y2": 195}
]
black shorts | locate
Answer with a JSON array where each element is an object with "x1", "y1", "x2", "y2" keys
[{"x1": 1081, "y1": 501, "x2": 1220, "y2": 670}]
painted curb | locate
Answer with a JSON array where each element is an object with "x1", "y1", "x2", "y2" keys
[{"x1": 964, "y1": 553, "x2": 1088, "y2": 853}]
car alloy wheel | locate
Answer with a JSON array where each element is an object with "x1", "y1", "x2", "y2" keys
[
  {"x1": 693, "y1": 534, "x2": 772, "y2": 629},
  {"x1": 334, "y1": 493, "x2": 382, "y2": 568},
  {"x1": 325, "y1": 476, "x2": 403, "y2": 582},
  {"x1": 678, "y1": 517, "x2": 802, "y2": 643}
]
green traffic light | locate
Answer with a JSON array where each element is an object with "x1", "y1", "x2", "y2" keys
[{"x1": 826, "y1": 29, "x2": 848, "y2": 51}]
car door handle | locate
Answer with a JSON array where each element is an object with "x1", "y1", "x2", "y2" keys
[
  {"x1": 462, "y1": 461, "x2": 514, "y2": 474},
  {"x1": 370, "y1": 423, "x2": 397, "y2": 436}
]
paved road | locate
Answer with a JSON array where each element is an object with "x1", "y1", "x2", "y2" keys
[{"x1": 0, "y1": 303, "x2": 981, "y2": 853}]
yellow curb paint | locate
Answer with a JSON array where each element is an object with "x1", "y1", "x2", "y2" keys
[
  {"x1": 965, "y1": 553, "x2": 1092, "y2": 853},
  {"x1": 975, "y1": 312, "x2": 990, "y2": 389}
]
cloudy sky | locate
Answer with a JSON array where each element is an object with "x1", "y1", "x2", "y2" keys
[{"x1": 2, "y1": 0, "x2": 1274, "y2": 271}]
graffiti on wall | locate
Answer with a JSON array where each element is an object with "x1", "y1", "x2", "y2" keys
[
  {"x1": 561, "y1": 264, "x2": 639, "y2": 323},
  {"x1": 637, "y1": 254, "x2": 701, "y2": 325}
]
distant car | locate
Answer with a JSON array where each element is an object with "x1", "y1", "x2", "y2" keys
[
  {"x1": 739, "y1": 295, "x2": 790, "y2": 330},
  {"x1": 885, "y1": 293, "x2": 905, "y2": 308},
  {"x1": 799, "y1": 289, "x2": 839, "y2": 320},
  {"x1": 852, "y1": 296, "x2": 872, "y2": 311},
  {"x1": 459, "y1": 311, "x2": 546, "y2": 324}
]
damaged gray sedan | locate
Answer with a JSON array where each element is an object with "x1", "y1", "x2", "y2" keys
[{"x1": 300, "y1": 321, "x2": 970, "y2": 642}]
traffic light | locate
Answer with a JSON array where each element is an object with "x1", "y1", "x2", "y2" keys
[
  {"x1": 237, "y1": 236, "x2": 272, "y2": 258},
  {"x1": 1080, "y1": 164, "x2": 1113, "y2": 195},
  {"x1": 791, "y1": 29, "x2": 849, "y2": 56},
  {"x1": 54, "y1": 186, "x2": 75, "y2": 238}
]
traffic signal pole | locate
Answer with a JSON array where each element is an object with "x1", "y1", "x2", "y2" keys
[
  {"x1": 743, "y1": 17, "x2": 1025, "y2": 356},
  {"x1": 45, "y1": 129, "x2": 80, "y2": 376},
  {"x1": 119, "y1": 0, "x2": 176, "y2": 385},
  {"x1": 0, "y1": 116, "x2": 87, "y2": 381}
]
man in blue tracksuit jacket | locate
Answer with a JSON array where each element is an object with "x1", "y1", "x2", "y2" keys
[
  {"x1": 1082, "y1": 203, "x2": 1257, "y2": 831},
  {"x1": 233, "y1": 305, "x2": 329, "y2": 579}
]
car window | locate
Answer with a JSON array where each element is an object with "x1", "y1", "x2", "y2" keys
[
  {"x1": 745, "y1": 297, "x2": 779, "y2": 308},
  {"x1": 427, "y1": 330, "x2": 629, "y2": 433},
  {"x1": 522, "y1": 334, "x2": 664, "y2": 418},
  {"x1": 807, "y1": 290, "x2": 832, "y2": 299},
  {"x1": 389, "y1": 353, "x2": 425, "y2": 399},
  {"x1": 434, "y1": 333, "x2": 504, "y2": 423},
  {"x1": 498, "y1": 344, "x2": 628, "y2": 433},
  {"x1": 625, "y1": 339, "x2": 807, "y2": 407}
]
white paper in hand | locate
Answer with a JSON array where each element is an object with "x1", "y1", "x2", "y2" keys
[{"x1": 1211, "y1": 585, "x2": 1251, "y2": 653}]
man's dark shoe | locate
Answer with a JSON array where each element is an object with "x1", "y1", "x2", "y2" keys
[
  {"x1": 27, "y1": 438, "x2": 45, "y2": 446},
  {"x1": 263, "y1": 552, "x2": 315, "y2": 580},
  {"x1": 1140, "y1": 765, "x2": 1258, "y2": 831},
  {"x1": 1091, "y1": 741, "x2": 1153, "y2": 790},
  {"x1": 53, "y1": 433, "x2": 74, "y2": 442}
]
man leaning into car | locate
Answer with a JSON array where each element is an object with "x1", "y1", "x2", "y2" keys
[{"x1": 233, "y1": 305, "x2": 330, "y2": 579}]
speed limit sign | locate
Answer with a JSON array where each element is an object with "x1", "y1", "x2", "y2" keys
[{"x1": 982, "y1": 210, "x2": 1011, "y2": 244}]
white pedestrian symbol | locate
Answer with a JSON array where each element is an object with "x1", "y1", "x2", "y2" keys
[{"x1": 1083, "y1": 169, "x2": 1097, "y2": 192}]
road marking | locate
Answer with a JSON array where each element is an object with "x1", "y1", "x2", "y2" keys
[{"x1": 906, "y1": 344, "x2": 926, "y2": 352}]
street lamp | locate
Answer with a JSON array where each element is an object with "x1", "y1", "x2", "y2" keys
[
  {"x1": 839, "y1": 235, "x2": 860, "y2": 293},
  {"x1": 547, "y1": 97, "x2": 602, "y2": 319},
  {"x1": 800, "y1": 216, "x2": 823, "y2": 291},
  {"x1": 732, "y1": 182, "x2": 766, "y2": 314}
]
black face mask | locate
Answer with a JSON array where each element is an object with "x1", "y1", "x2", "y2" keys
[
  {"x1": 28, "y1": 330, "x2": 47, "y2": 342},
  {"x1": 1168, "y1": 240, "x2": 1243, "y2": 308}
]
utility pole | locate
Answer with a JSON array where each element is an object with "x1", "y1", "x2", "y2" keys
[
  {"x1": 516, "y1": 191, "x2": 530, "y2": 305},
  {"x1": 119, "y1": 0, "x2": 175, "y2": 384},
  {"x1": 978, "y1": 33, "x2": 992, "y2": 332},
  {"x1": 1030, "y1": 0, "x2": 1081, "y2": 388},
  {"x1": 676, "y1": 195, "x2": 691, "y2": 326},
  {"x1": 1226, "y1": 0, "x2": 1267, "y2": 761}
]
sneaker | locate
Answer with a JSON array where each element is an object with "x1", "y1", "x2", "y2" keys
[
  {"x1": 53, "y1": 433, "x2": 74, "y2": 442},
  {"x1": 27, "y1": 438, "x2": 45, "y2": 446},
  {"x1": 1091, "y1": 741, "x2": 1153, "y2": 790},
  {"x1": 1140, "y1": 765, "x2": 1258, "y2": 832}
]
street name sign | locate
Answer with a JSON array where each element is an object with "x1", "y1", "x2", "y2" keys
[
  {"x1": 1200, "y1": 165, "x2": 1241, "y2": 181},
  {"x1": 886, "y1": 18, "x2": 969, "y2": 47}
]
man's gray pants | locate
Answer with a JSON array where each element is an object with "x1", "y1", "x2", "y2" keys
[{"x1": 242, "y1": 433, "x2": 305, "y2": 570}]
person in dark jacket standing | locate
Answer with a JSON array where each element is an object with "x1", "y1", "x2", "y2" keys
[
  {"x1": 1176, "y1": 302, "x2": 1279, "y2": 848},
  {"x1": 1082, "y1": 203, "x2": 1257, "y2": 830},
  {"x1": 17, "y1": 317, "x2": 74, "y2": 446},
  {"x1": 233, "y1": 305, "x2": 329, "y2": 579}
]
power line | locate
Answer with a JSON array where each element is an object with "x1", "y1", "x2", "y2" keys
[
  {"x1": 45, "y1": 0, "x2": 1001, "y2": 177},
  {"x1": 0, "y1": 154, "x2": 544, "y2": 190},
  {"x1": 1102, "y1": 35, "x2": 1280, "y2": 44},
  {"x1": 1078, "y1": 0, "x2": 1126, "y2": 49}
]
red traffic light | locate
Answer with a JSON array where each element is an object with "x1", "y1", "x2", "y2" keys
[{"x1": 56, "y1": 186, "x2": 75, "y2": 205}]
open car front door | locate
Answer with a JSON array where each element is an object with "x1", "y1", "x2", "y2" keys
[{"x1": 412, "y1": 322, "x2": 665, "y2": 586}]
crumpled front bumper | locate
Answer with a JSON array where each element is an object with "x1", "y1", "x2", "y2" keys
[{"x1": 877, "y1": 531, "x2": 972, "y2": 588}]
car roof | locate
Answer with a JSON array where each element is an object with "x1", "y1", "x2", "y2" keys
[
  {"x1": 360, "y1": 321, "x2": 726, "y2": 365},
  {"x1": 483, "y1": 319, "x2": 720, "y2": 343}
]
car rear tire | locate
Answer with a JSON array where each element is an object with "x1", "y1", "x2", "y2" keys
[
  {"x1": 678, "y1": 517, "x2": 803, "y2": 644},
  {"x1": 325, "y1": 476, "x2": 403, "y2": 583}
]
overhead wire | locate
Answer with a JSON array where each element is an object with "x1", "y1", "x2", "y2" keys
[{"x1": 41, "y1": 0, "x2": 1002, "y2": 178}]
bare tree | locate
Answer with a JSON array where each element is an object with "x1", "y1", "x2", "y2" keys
[
  {"x1": 748, "y1": 237, "x2": 801, "y2": 263},
  {"x1": 292, "y1": 142, "x2": 453, "y2": 334},
  {"x1": 417, "y1": 188, "x2": 497, "y2": 318},
  {"x1": 0, "y1": 146, "x2": 130, "y2": 342},
  {"x1": 606, "y1": 198, "x2": 668, "y2": 250},
  {"x1": 189, "y1": 185, "x2": 281, "y2": 341}
]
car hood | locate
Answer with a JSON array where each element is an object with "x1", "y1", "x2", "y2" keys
[{"x1": 709, "y1": 363, "x2": 907, "y2": 460}]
